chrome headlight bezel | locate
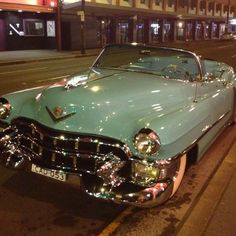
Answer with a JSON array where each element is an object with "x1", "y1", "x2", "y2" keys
[
  {"x1": 133, "y1": 128, "x2": 161, "y2": 157},
  {"x1": 0, "y1": 98, "x2": 11, "y2": 119}
]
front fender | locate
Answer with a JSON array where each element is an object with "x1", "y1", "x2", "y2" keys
[
  {"x1": 0, "y1": 86, "x2": 45, "y2": 123},
  {"x1": 146, "y1": 99, "x2": 218, "y2": 161}
]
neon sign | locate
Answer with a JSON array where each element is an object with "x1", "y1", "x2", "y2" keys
[{"x1": 0, "y1": 0, "x2": 57, "y2": 7}]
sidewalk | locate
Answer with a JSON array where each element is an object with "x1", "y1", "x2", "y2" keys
[
  {"x1": 0, "y1": 40, "x2": 221, "y2": 66},
  {"x1": 0, "y1": 40, "x2": 217, "y2": 66},
  {"x1": 178, "y1": 140, "x2": 236, "y2": 236},
  {"x1": 0, "y1": 48, "x2": 101, "y2": 66}
]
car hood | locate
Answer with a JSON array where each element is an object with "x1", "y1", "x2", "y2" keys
[{"x1": 12, "y1": 69, "x2": 194, "y2": 147}]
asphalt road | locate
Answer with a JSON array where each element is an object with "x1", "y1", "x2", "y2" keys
[
  {"x1": 0, "y1": 55, "x2": 96, "y2": 95},
  {"x1": 0, "y1": 40, "x2": 236, "y2": 236}
]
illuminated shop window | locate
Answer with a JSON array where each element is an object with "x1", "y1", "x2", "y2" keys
[
  {"x1": 151, "y1": 21, "x2": 160, "y2": 42},
  {"x1": 23, "y1": 19, "x2": 44, "y2": 36}
]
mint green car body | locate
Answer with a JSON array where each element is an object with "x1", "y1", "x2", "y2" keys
[{"x1": 0, "y1": 44, "x2": 235, "y2": 207}]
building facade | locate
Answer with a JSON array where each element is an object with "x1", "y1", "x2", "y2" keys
[
  {"x1": 0, "y1": 0, "x2": 58, "y2": 51},
  {"x1": 61, "y1": 0, "x2": 236, "y2": 50}
]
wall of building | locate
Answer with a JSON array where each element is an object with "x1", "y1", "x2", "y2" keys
[
  {"x1": 61, "y1": 0, "x2": 236, "y2": 50},
  {"x1": 0, "y1": 0, "x2": 57, "y2": 50},
  {"x1": 3, "y1": 11, "x2": 56, "y2": 50}
]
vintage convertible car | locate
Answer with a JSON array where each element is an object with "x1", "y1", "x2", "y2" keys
[{"x1": 0, "y1": 44, "x2": 235, "y2": 207}]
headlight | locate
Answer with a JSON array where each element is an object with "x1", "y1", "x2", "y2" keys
[
  {"x1": 132, "y1": 161, "x2": 160, "y2": 180},
  {"x1": 0, "y1": 98, "x2": 11, "y2": 119},
  {"x1": 132, "y1": 160, "x2": 166, "y2": 186},
  {"x1": 134, "y1": 128, "x2": 160, "y2": 157}
]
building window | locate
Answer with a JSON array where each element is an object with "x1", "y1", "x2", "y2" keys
[
  {"x1": 209, "y1": 2, "x2": 214, "y2": 11},
  {"x1": 23, "y1": 19, "x2": 44, "y2": 36},
  {"x1": 155, "y1": 0, "x2": 162, "y2": 6},
  {"x1": 190, "y1": 0, "x2": 196, "y2": 9},
  {"x1": 200, "y1": 0, "x2": 206, "y2": 11},
  {"x1": 168, "y1": 0, "x2": 174, "y2": 7},
  {"x1": 231, "y1": 6, "x2": 235, "y2": 14},
  {"x1": 216, "y1": 3, "x2": 221, "y2": 12},
  {"x1": 223, "y1": 5, "x2": 228, "y2": 13},
  {"x1": 179, "y1": 0, "x2": 188, "y2": 8},
  {"x1": 140, "y1": 0, "x2": 146, "y2": 3}
]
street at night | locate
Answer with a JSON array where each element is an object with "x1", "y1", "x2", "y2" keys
[{"x1": 0, "y1": 40, "x2": 236, "y2": 236}]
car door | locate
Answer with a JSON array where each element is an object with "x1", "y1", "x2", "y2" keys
[{"x1": 195, "y1": 65, "x2": 234, "y2": 126}]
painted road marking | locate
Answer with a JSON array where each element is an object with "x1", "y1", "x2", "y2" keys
[
  {"x1": 0, "y1": 67, "x2": 47, "y2": 75},
  {"x1": 217, "y1": 45, "x2": 233, "y2": 49},
  {"x1": 35, "y1": 75, "x2": 69, "y2": 83},
  {"x1": 98, "y1": 206, "x2": 135, "y2": 236}
]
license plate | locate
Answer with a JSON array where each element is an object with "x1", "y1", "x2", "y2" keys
[{"x1": 31, "y1": 164, "x2": 67, "y2": 182}]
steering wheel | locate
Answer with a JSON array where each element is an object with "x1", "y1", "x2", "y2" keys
[{"x1": 161, "y1": 64, "x2": 192, "y2": 81}]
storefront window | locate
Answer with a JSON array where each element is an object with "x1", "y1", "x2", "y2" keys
[
  {"x1": 186, "y1": 22, "x2": 193, "y2": 40},
  {"x1": 211, "y1": 22, "x2": 218, "y2": 38},
  {"x1": 117, "y1": 21, "x2": 129, "y2": 43},
  {"x1": 177, "y1": 21, "x2": 184, "y2": 40},
  {"x1": 136, "y1": 21, "x2": 144, "y2": 43},
  {"x1": 205, "y1": 23, "x2": 210, "y2": 39},
  {"x1": 23, "y1": 19, "x2": 44, "y2": 36},
  {"x1": 150, "y1": 20, "x2": 160, "y2": 43},
  {"x1": 97, "y1": 18, "x2": 110, "y2": 47},
  {"x1": 219, "y1": 23, "x2": 225, "y2": 36},
  {"x1": 164, "y1": 22, "x2": 171, "y2": 41},
  {"x1": 196, "y1": 23, "x2": 203, "y2": 39}
]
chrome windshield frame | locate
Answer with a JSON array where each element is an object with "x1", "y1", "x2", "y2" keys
[{"x1": 92, "y1": 43, "x2": 204, "y2": 82}]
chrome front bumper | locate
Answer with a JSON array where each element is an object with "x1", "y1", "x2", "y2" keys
[{"x1": 0, "y1": 127, "x2": 177, "y2": 208}]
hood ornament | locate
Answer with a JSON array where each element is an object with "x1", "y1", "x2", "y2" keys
[
  {"x1": 65, "y1": 74, "x2": 88, "y2": 90},
  {"x1": 53, "y1": 106, "x2": 63, "y2": 118},
  {"x1": 46, "y1": 106, "x2": 76, "y2": 122}
]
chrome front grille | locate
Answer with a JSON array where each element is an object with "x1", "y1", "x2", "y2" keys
[{"x1": 11, "y1": 118, "x2": 130, "y2": 173}]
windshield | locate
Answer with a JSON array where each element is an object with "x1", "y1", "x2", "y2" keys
[{"x1": 93, "y1": 44, "x2": 201, "y2": 81}]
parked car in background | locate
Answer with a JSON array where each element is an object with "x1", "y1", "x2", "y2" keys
[
  {"x1": 0, "y1": 44, "x2": 236, "y2": 207},
  {"x1": 220, "y1": 32, "x2": 236, "y2": 40}
]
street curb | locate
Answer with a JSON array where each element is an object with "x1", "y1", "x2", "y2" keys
[
  {"x1": 177, "y1": 140, "x2": 236, "y2": 236},
  {"x1": 0, "y1": 52, "x2": 99, "y2": 66}
]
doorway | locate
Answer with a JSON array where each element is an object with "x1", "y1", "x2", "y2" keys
[{"x1": 117, "y1": 21, "x2": 129, "y2": 43}]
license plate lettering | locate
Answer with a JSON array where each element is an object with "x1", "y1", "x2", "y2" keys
[{"x1": 31, "y1": 164, "x2": 66, "y2": 182}]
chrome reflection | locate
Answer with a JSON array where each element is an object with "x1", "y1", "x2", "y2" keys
[{"x1": 96, "y1": 153, "x2": 126, "y2": 187}]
